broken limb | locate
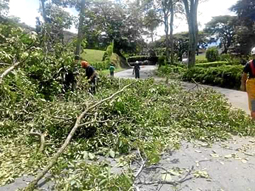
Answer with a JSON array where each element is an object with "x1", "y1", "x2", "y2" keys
[
  {"x1": 0, "y1": 62, "x2": 21, "y2": 84},
  {"x1": 29, "y1": 129, "x2": 48, "y2": 153},
  {"x1": 24, "y1": 83, "x2": 132, "y2": 191},
  {"x1": 137, "y1": 166, "x2": 194, "y2": 186}
]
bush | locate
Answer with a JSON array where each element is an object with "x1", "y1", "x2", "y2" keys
[
  {"x1": 219, "y1": 54, "x2": 243, "y2": 64},
  {"x1": 196, "y1": 61, "x2": 231, "y2": 68},
  {"x1": 206, "y1": 47, "x2": 219, "y2": 62},
  {"x1": 91, "y1": 60, "x2": 111, "y2": 70},
  {"x1": 183, "y1": 65, "x2": 243, "y2": 89},
  {"x1": 219, "y1": 54, "x2": 231, "y2": 61},
  {"x1": 157, "y1": 64, "x2": 186, "y2": 79}
]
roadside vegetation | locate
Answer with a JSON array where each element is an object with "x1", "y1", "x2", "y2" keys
[{"x1": 1, "y1": 0, "x2": 255, "y2": 190}]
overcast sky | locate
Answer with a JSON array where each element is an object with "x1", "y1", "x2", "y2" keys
[{"x1": 9, "y1": 0, "x2": 238, "y2": 37}]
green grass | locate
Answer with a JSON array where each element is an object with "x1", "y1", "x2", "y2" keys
[
  {"x1": 81, "y1": 49, "x2": 105, "y2": 63},
  {"x1": 98, "y1": 68, "x2": 124, "y2": 75},
  {"x1": 196, "y1": 54, "x2": 206, "y2": 61}
]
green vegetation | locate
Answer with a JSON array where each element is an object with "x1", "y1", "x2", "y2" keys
[
  {"x1": 158, "y1": 61, "x2": 243, "y2": 89},
  {"x1": 80, "y1": 49, "x2": 123, "y2": 71},
  {"x1": 81, "y1": 49, "x2": 105, "y2": 63},
  {"x1": 183, "y1": 65, "x2": 243, "y2": 89},
  {"x1": 1, "y1": 74, "x2": 254, "y2": 189},
  {"x1": 196, "y1": 61, "x2": 232, "y2": 68},
  {"x1": 196, "y1": 54, "x2": 206, "y2": 61},
  {"x1": 206, "y1": 47, "x2": 220, "y2": 62},
  {"x1": 98, "y1": 68, "x2": 124, "y2": 75}
]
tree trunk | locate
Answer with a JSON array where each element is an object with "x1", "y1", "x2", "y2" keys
[
  {"x1": 183, "y1": 0, "x2": 199, "y2": 68},
  {"x1": 40, "y1": 0, "x2": 47, "y2": 23},
  {"x1": 75, "y1": 0, "x2": 86, "y2": 56},
  {"x1": 164, "y1": 12, "x2": 170, "y2": 63},
  {"x1": 169, "y1": 0, "x2": 174, "y2": 65}
]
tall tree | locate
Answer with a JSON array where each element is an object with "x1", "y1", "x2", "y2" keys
[
  {"x1": 161, "y1": 0, "x2": 171, "y2": 62},
  {"x1": 204, "y1": 16, "x2": 236, "y2": 54},
  {"x1": 182, "y1": 0, "x2": 199, "y2": 67},
  {"x1": 143, "y1": 9, "x2": 161, "y2": 42},
  {"x1": 80, "y1": 0, "x2": 144, "y2": 55},
  {"x1": 37, "y1": 0, "x2": 73, "y2": 52},
  {"x1": 231, "y1": 0, "x2": 255, "y2": 55},
  {"x1": 158, "y1": 0, "x2": 182, "y2": 64}
]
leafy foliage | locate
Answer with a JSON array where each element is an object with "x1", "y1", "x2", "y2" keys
[
  {"x1": 204, "y1": 16, "x2": 236, "y2": 54},
  {"x1": 183, "y1": 65, "x2": 243, "y2": 89},
  {"x1": 206, "y1": 47, "x2": 219, "y2": 62}
]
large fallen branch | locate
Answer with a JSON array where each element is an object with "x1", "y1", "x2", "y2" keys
[
  {"x1": 0, "y1": 62, "x2": 20, "y2": 85},
  {"x1": 24, "y1": 83, "x2": 132, "y2": 191}
]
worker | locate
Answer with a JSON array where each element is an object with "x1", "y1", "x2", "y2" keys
[
  {"x1": 81, "y1": 60, "x2": 97, "y2": 94},
  {"x1": 241, "y1": 47, "x2": 255, "y2": 119},
  {"x1": 109, "y1": 63, "x2": 115, "y2": 77},
  {"x1": 133, "y1": 61, "x2": 140, "y2": 79}
]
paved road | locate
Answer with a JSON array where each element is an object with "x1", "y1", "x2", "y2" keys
[
  {"x1": 115, "y1": 66, "x2": 255, "y2": 191},
  {"x1": 116, "y1": 65, "x2": 250, "y2": 115},
  {"x1": 115, "y1": 65, "x2": 156, "y2": 79}
]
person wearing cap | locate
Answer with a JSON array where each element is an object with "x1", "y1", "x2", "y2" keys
[
  {"x1": 241, "y1": 47, "x2": 255, "y2": 119},
  {"x1": 133, "y1": 61, "x2": 140, "y2": 79},
  {"x1": 81, "y1": 60, "x2": 97, "y2": 94}
]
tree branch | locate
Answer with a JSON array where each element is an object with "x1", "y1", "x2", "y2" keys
[
  {"x1": 0, "y1": 62, "x2": 21, "y2": 85},
  {"x1": 0, "y1": 46, "x2": 34, "y2": 85},
  {"x1": 24, "y1": 83, "x2": 133, "y2": 191},
  {"x1": 29, "y1": 129, "x2": 48, "y2": 153},
  {"x1": 137, "y1": 166, "x2": 194, "y2": 186}
]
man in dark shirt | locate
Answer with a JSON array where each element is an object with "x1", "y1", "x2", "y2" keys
[
  {"x1": 241, "y1": 47, "x2": 255, "y2": 119},
  {"x1": 81, "y1": 61, "x2": 97, "y2": 94},
  {"x1": 133, "y1": 61, "x2": 140, "y2": 79}
]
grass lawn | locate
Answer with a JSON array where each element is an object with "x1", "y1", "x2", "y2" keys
[
  {"x1": 196, "y1": 54, "x2": 206, "y2": 61},
  {"x1": 81, "y1": 49, "x2": 105, "y2": 63},
  {"x1": 98, "y1": 68, "x2": 124, "y2": 75}
]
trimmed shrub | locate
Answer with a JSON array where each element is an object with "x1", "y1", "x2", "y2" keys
[
  {"x1": 206, "y1": 47, "x2": 219, "y2": 62},
  {"x1": 196, "y1": 61, "x2": 231, "y2": 68},
  {"x1": 219, "y1": 54, "x2": 231, "y2": 61},
  {"x1": 183, "y1": 65, "x2": 243, "y2": 89}
]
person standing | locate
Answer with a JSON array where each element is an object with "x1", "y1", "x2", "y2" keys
[
  {"x1": 241, "y1": 47, "x2": 255, "y2": 119},
  {"x1": 81, "y1": 60, "x2": 97, "y2": 94},
  {"x1": 133, "y1": 61, "x2": 140, "y2": 79},
  {"x1": 109, "y1": 63, "x2": 115, "y2": 77}
]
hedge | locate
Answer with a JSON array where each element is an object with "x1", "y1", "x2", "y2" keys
[
  {"x1": 183, "y1": 65, "x2": 243, "y2": 89},
  {"x1": 196, "y1": 61, "x2": 232, "y2": 68}
]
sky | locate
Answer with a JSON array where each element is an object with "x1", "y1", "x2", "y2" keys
[{"x1": 9, "y1": 0, "x2": 239, "y2": 37}]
